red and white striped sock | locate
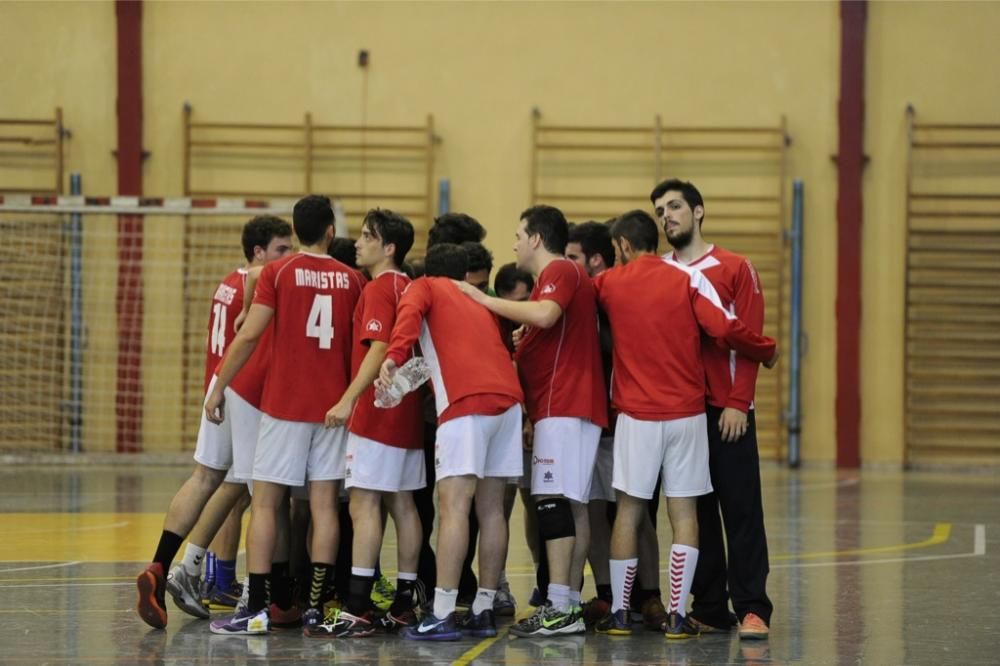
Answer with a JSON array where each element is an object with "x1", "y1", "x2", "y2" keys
[
  {"x1": 667, "y1": 544, "x2": 699, "y2": 615},
  {"x1": 610, "y1": 558, "x2": 638, "y2": 613}
]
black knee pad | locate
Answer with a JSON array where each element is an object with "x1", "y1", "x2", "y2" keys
[{"x1": 535, "y1": 498, "x2": 575, "y2": 540}]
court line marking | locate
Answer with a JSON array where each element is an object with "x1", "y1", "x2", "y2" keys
[
  {"x1": 771, "y1": 522, "x2": 951, "y2": 561},
  {"x1": 0, "y1": 561, "x2": 81, "y2": 574},
  {"x1": 453, "y1": 626, "x2": 509, "y2": 666}
]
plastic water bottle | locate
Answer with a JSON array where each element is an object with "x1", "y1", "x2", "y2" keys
[{"x1": 375, "y1": 357, "x2": 431, "y2": 408}]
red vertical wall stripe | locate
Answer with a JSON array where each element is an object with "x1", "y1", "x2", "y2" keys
[
  {"x1": 836, "y1": 0, "x2": 866, "y2": 469},
  {"x1": 115, "y1": 0, "x2": 144, "y2": 452}
]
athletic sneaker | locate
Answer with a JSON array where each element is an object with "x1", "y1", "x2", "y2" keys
[
  {"x1": 510, "y1": 603, "x2": 585, "y2": 637},
  {"x1": 528, "y1": 587, "x2": 545, "y2": 607},
  {"x1": 166, "y1": 565, "x2": 209, "y2": 620},
  {"x1": 458, "y1": 608, "x2": 497, "y2": 637},
  {"x1": 493, "y1": 581, "x2": 516, "y2": 616},
  {"x1": 664, "y1": 611, "x2": 700, "y2": 640},
  {"x1": 304, "y1": 607, "x2": 376, "y2": 638},
  {"x1": 206, "y1": 579, "x2": 243, "y2": 610},
  {"x1": 594, "y1": 608, "x2": 632, "y2": 636},
  {"x1": 371, "y1": 575, "x2": 395, "y2": 612},
  {"x1": 640, "y1": 596, "x2": 669, "y2": 632},
  {"x1": 199, "y1": 578, "x2": 214, "y2": 606},
  {"x1": 209, "y1": 606, "x2": 269, "y2": 635},
  {"x1": 268, "y1": 603, "x2": 302, "y2": 629},
  {"x1": 301, "y1": 607, "x2": 322, "y2": 633},
  {"x1": 136, "y1": 563, "x2": 168, "y2": 629},
  {"x1": 582, "y1": 597, "x2": 611, "y2": 629},
  {"x1": 689, "y1": 615, "x2": 731, "y2": 634},
  {"x1": 377, "y1": 607, "x2": 419, "y2": 633},
  {"x1": 400, "y1": 612, "x2": 462, "y2": 641},
  {"x1": 739, "y1": 612, "x2": 769, "y2": 640}
]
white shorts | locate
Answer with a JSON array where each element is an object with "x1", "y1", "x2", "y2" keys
[
  {"x1": 345, "y1": 434, "x2": 426, "y2": 492},
  {"x1": 434, "y1": 404, "x2": 523, "y2": 481},
  {"x1": 612, "y1": 413, "x2": 712, "y2": 500},
  {"x1": 530, "y1": 417, "x2": 601, "y2": 503},
  {"x1": 588, "y1": 435, "x2": 616, "y2": 502},
  {"x1": 194, "y1": 377, "x2": 263, "y2": 485},
  {"x1": 253, "y1": 415, "x2": 348, "y2": 487}
]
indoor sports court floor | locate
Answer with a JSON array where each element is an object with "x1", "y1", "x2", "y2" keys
[{"x1": 0, "y1": 461, "x2": 996, "y2": 665}]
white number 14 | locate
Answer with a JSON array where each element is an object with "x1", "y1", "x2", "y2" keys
[{"x1": 306, "y1": 295, "x2": 334, "y2": 349}]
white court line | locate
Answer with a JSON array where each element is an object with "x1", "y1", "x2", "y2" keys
[
  {"x1": 12, "y1": 520, "x2": 130, "y2": 535},
  {"x1": 0, "y1": 561, "x2": 82, "y2": 574},
  {"x1": 0, "y1": 582, "x2": 131, "y2": 589},
  {"x1": 778, "y1": 477, "x2": 861, "y2": 491}
]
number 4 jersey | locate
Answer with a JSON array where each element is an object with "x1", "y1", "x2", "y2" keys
[{"x1": 253, "y1": 252, "x2": 365, "y2": 423}]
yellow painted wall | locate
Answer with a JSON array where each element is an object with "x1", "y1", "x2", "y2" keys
[
  {"x1": 4, "y1": 1, "x2": 996, "y2": 462},
  {"x1": 863, "y1": 1, "x2": 1000, "y2": 464}
]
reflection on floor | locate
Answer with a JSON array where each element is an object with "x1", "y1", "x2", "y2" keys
[{"x1": 0, "y1": 463, "x2": 996, "y2": 665}]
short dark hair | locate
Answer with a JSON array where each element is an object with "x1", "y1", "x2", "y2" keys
[
  {"x1": 241, "y1": 215, "x2": 292, "y2": 261},
  {"x1": 494, "y1": 262, "x2": 534, "y2": 297},
  {"x1": 520, "y1": 205, "x2": 568, "y2": 255},
  {"x1": 292, "y1": 194, "x2": 334, "y2": 245},
  {"x1": 327, "y1": 237, "x2": 357, "y2": 268},
  {"x1": 610, "y1": 210, "x2": 659, "y2": 253},
  {"x1": 427, "y1": 212, "x2": 486, "y2": 247},
  {"x1": 424, "y1": 243, "x2": 468, "y2": 280},
  {"x1": 568, "y1": 220, "x2": 614, "y2": 268},
  {"x1": 649, "y1": 178, "x2": 705, "y2": 225},
  {"x1": 405, "y1": 258, "x2": 425, "y2": 279},
  {"x1": 462, "y1": 241, "x2": 493, "y2": 273},
  {"x1": 363, "y1": 208, "x2": 415, "y2": 267}
]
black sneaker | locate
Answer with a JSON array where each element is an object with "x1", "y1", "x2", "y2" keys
[
  {"x1": 458, "y1": 608, "x2": 497, "y2": 637},
  {"x1": 664, "y1": 611, "x2": 700, "y2": 640},
  {"x1": 510, "y1": 604, "x2": 585, "y2": 637},
  {"x1": 594, "y1": 608, "x2": 632, "y2": 636},
  {"x1": 377, "y1": 606, "x2": 419, "y2": 633}
]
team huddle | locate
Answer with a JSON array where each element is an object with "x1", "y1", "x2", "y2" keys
[{"x1": 135, "y1": 179, "x2": 778, "y2": 643}]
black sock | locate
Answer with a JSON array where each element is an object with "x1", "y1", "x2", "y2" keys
[
  {"x1": 596, "y1": 583, "x2": 612, "y2": 604},
  {"x1": 152, "y1": 530, "x2": 184, "y2": 571},
  {"x1": 308, "y1": 563, "x2": 333, "y2": 611},
  {"x1": 270, "y1": 561, "x2": 292, "y2": 610},
  {"x1": 390, "y1": 578, "x2": 417, "y2": 614},
  {"x1": 248, "y1": 573, "x2": 268, "y2": 613},
  {"x1": 347, "y1": 574, "x2": 374, "y2": 615}
]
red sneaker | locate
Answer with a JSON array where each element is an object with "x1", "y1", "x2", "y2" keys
[
  {"x1": 136, "y1": 563, "x2": 168, "y2": 629},
  {"x1": 739, "y1": 612, "x2": 769, "y2": 640}
]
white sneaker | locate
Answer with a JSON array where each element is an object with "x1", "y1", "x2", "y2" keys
[{"x1": 166, "y1": 565, "x2": 209, "y2": 619}]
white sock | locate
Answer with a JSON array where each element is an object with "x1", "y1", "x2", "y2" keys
[
  {"x1": 398, "y1": 571, "x2": 418, "y2": 581},
  {"x1": 351, "y1": 566, "x2": 376, "y2": 578},
  {"x1": 471, "y1": 588, "x2": 497, "y2": 614},
  {"x1": 569, "y1": 589, "x2": 582, "y2": 607},
  {"x1": 433, "y1": 587, "x2": 458, "y2": 619},
  {"x1": 667, "y1": 544, "x2": 699, "y2": 615},
  {"x1": 181, "y1": 544, "x2": 206, "y2": 577},
  {"x1": 547, "y1": 583, "x2": 571, "y2": 612},
  {"x1": 610, "y1": 558, "x2": 638, "y2": 613}
]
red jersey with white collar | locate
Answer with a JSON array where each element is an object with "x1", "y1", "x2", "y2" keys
[
  {"x1": 592, "y1": 254, "x2": 774, "y2": 421},
  {"x1": 670, "y1": 245, "x2": 765, "y2": 412},
  {"x1": 348, "y1": 271, "x2": 423, "y2": 449},
  {"x1": 514, "y1": 259, "x2": 607, "y2": 427},
  {"x1": 253, "y1": 252, "x2": 364, "y2": 422},
  {"x1": 385, "y1": 278, "x2": 523, "y2": 425}
]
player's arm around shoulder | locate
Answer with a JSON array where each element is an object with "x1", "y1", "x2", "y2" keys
[{"x1": 451, "y1": 278, "x2": 563, "y2": 329}]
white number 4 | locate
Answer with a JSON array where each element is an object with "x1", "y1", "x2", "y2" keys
[{"x1": 306, "y1": 295, "x2": 334, "y2": 349}]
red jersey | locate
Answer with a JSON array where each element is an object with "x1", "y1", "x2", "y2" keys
[
  {"x1": 385, "y1": 278, "x2": 524, "y2": 425},
  {"x1": 514, "y1": 259, "x2": 607, "y2": 427},
  {"x1": 592, "y1": 254, "x2": 775, "y2": 421},
  {"x1": 347, "y1": 271, "x2": 423, "y2": 450},
  {"x1": 204, "y1": 269, "x2": 246, "y2": 391},
  {"x1": 229, "y1": 324, "x2": 271, "y2": 409},
  {"x1": 671, "y1": 246, "x2": 765, "y2": 412},
  {"x1": 253, "y1": 252, "x2": 364, "y2": 423}
]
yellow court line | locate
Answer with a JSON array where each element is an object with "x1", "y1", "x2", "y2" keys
[
  {"x1": 453, "y1": 627, "x2": 509, "y2": 666},
  {"x1": 772, "y1": 522, "x2": 952, "y2": 561}
]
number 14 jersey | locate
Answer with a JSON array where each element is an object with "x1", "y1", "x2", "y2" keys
[{"x1": 253, "y1": 252, "x2": 364, "y2": 423}]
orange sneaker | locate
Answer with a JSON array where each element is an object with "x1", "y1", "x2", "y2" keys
[
  {"x1": 136, "y1": 563, "x2": 168, "y2": 629},
  {"x1": 739, "y1": 612, "x2": 769, "y2": 640}
]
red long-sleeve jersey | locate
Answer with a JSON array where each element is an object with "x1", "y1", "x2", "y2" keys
[
  {"x1": 669, "y1": 245, "x2": 765, "y2": 412},
  {"x1": 593, "y1": 254, "x2": 775, "y2": 421},
  {"x1": 385, "y1": 278, "x2": 523, "y2": 425}
]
